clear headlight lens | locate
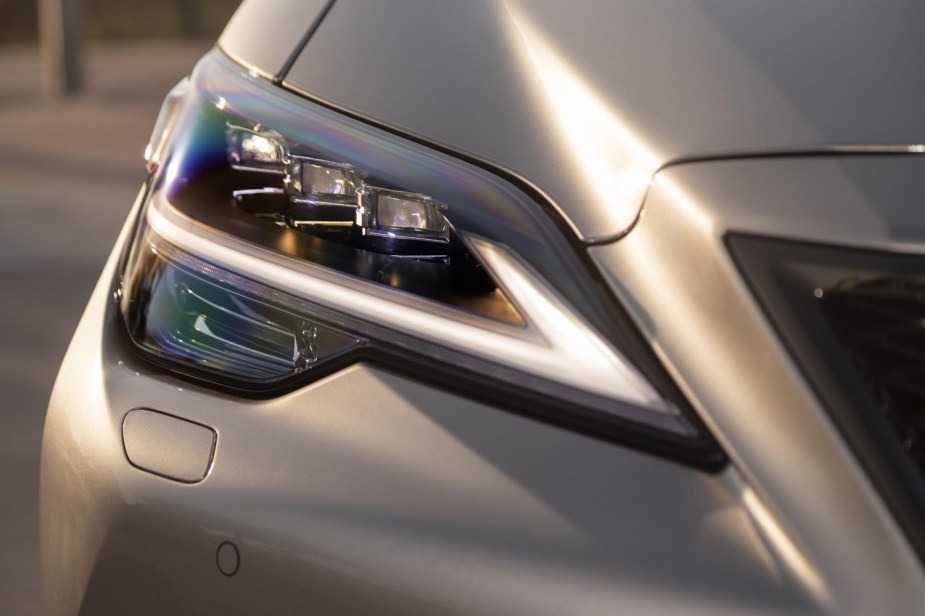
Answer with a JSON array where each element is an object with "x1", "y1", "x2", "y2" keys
[
  {"x1": 121, "y1": 227, "x2": 364, "y2": 382},
  {"x1": 120, "y1": 50, "x2": 719, "y2": 463}
]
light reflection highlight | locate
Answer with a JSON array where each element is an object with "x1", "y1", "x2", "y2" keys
[
  {"x1": 741, "y1": 486, "x2": 832, "y2": 607},
  {"x1": 504, "y1": 3, "x2": 659, "y2": 235}
]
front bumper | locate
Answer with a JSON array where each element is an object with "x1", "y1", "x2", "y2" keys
[{"x1": 42, "y1": 191, "x2": 823, "y2": 616}]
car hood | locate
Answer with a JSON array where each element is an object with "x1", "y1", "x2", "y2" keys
[{"x1": 224, "y1": 0, "x2": 925, "y2": 241}]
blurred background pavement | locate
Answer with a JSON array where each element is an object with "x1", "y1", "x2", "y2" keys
[{"x1": 0, "y1": 3, "x2": 239, "y2": 612}]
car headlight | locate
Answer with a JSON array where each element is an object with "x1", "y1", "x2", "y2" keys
[{"x1": 118, "y1": 50, "x2": 721, "y2": 466}]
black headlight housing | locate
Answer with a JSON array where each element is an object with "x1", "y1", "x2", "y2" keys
[{"x1": 117, "y1": 49, "x2": 723, "y2": 468}]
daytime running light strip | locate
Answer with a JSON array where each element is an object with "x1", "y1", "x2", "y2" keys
[{"x1": 147, "y1": 191, "x2": 673, "y2": 413}]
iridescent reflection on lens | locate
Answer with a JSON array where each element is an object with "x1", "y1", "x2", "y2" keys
[{"x1": 123, "y1": 238, "x2": 363, "y2": 383}]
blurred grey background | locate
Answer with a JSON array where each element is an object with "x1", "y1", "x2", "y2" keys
[{"x1": 0, "y1": 2, "x2": 240, "y2": 612}]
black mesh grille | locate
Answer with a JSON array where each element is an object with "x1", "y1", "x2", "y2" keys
[{"x1": 823, "y1": 277, "x2": 925, "y2": 472}]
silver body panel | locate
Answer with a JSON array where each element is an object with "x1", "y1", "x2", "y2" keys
[
  {"x1": 218, "y1": 0, "x2": 328, "y2": 78},
  {"x1": 41, "y1": 0, "x2": 925, "y2": 613},
  {"x1": 591, "y1": 157, "x2": 925, "y2": 614},
  {"x1": 284, "y1": 0, "x2": 925, "y2": 241},
  {"x1": 42, "y1": 161, "x2": 925, "y2": 615},
  {"x1": 44, "y1": 195, "x2": 815, "y2": 615}
]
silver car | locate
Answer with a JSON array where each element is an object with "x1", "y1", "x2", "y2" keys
[{"x1": 41, "y1": 1, "x2": 925, "y2": 614}]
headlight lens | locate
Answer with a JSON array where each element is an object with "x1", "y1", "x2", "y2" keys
[
  {"x1": 120, "y1": 50, "x2": 720, "y2": 463},
  {"x1": 122, "y1": 227, "x2": 364, "y2": 383}
]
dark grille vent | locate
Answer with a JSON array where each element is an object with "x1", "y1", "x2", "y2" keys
[
  {"x1": 728, "y1": 234, "x2": 925, "y2": 566},
  {"x1": 823, "y1": 277, "x2": 925, "y2": 472}
]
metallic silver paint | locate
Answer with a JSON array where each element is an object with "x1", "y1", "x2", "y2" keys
[
  {"x1": 284, "y1": 0, "x2": 925, "y2": 242},
  {"x1": 44, "y1": 193, "x2": 816, "y2": 615},
  {"x1": 122, "y1": 409, "x2": 216, "y2": 483},
  {"x1": 590, "y1": 157, "x2": 925, "y2": 614},
  {"x1": 217, "y1": 0, "x2": 329, "y2": 79},
  {"x1": 41, "y1": 2, "x2": 925, "y2": 613},
  {"x1": 642, "y1": 156, "x2": 925, "y2": 253}
]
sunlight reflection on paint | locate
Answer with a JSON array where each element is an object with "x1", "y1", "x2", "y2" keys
[
  {"x1": 655, "y1": 177, "x2": 714, "y2": 233},
  {"x1": 504, "y1": 3, "x2": 659, "y2": 231},
  {"x1": 741, "y1": 486, "x2": 832, "y2": 607}
]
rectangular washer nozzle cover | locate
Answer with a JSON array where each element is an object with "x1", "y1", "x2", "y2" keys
[{"x1": 122, "y1": 409, "x2": 216, "y2": 483}]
